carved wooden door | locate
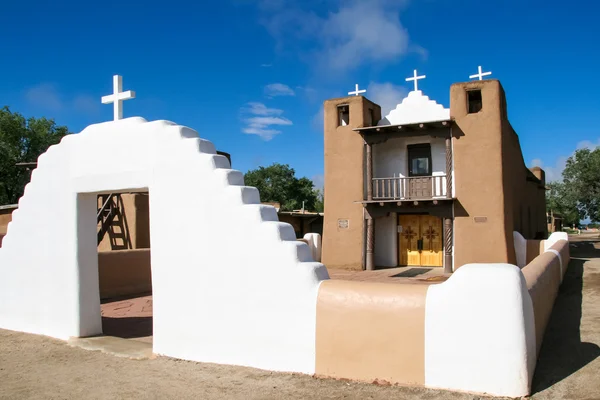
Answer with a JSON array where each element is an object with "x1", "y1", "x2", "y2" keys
[
  {"x1": 419, "y1": 215, "x2": 443, "y2": 267},
  {"x1": 398, "y1": 215, "x2": 443, "y2": 267},
  {"x1": 398, "y1": 215, "x2": 421, "y2": 266}
]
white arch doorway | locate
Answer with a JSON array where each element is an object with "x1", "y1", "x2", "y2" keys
[{"x1": 0, "y1": 117, "x2": 328, "y2": 374}]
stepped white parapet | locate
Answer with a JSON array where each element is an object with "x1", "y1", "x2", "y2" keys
[
  {"x1": 378, "y1": 90, "x2": 450, "y2": 126},
  {"x1": 0, "y1": 117, "x2": 329, "y2": 374}
]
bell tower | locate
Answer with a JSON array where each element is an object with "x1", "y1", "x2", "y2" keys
[{"x1": 321, "y1": 94, "x2": 381, "y2": 270}]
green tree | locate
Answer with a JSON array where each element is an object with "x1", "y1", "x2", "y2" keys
[
  {"x1": 0, "y1": 107, "x2": 68, "y2": 205},
  {"x1": 244, "y1": 163, "x2": 321, "y2": 212},
  {"x1": 562, "y1": 147, "x2": 600, "y2": 223},
  {"x1": 546, "y1": 181, "x2": 579, "y2": 226}
]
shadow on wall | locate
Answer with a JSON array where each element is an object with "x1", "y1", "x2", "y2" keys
[{"x1": 531, "y1": 240, "x2": 600, "y2": 393}]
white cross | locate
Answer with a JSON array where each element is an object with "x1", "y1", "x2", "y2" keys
[
  {"x1": 469, "y1": 65, "x2": 492, "y2": 81},
  {"x1": 348, "y1": 83, "x2": 366, "y2": 96},
  {"x1": 405, "y1": 69, "x2": 426, "y2": 92},
  {"x1": 101, "y1": 75, "x2": 136, "y2": 121}
]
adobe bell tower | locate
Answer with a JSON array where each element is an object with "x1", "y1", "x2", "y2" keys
[{"x1": 321, "y1": 93, "x2": 381, "y2": 270}]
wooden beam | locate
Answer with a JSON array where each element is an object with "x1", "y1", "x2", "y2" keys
[
  {"x1": 366, "y1": 142, "x2": 373, "y2": 201},
  {"x1": 444, "y1": 218, "x2": 453, "y2": 273},
  {"x1": 366, "y1": 217, "x2": 375, "y2": 271}
]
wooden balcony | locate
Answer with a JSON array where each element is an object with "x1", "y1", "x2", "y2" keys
[{"x1": 372, "y1": 175, "x2": 450, "y2": 201}]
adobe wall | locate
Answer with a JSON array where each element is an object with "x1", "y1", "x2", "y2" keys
[
  {"x1": 316, "y1": 280, "x2": 427, "y2": 385},
  {"x1": 500, "y1": 115, "x2": 547, "y2": 241},
  {"x1": 98, "y1": 249, "x2": 152, "y2": 299},
  {"x1": 521, "y1": 236, "x2": 569, "y2": 356},
  {"x1": 322, "y1": 96, "x2": 381, "y2": 270},
  {"x1": 0, "y1": 206, "x2": 15, "y2": 235},
  {"x1": 97, "y1": 193, "x2": 150, "y2": 251},
  {"x1": 450, "y1": 81, "x2": 513, "y2": 267}
]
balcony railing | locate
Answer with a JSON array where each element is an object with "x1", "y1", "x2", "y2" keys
[{"x1": 372, "y1": 175, "x2": 449, "y2": 200}]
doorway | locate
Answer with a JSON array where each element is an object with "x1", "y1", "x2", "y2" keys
[
  {"x1": 96, "y1": 192, "x2": 153, "y2": 343},
  {"x1": 398, "y1": 215, "x2": 443, "y2": 267}
]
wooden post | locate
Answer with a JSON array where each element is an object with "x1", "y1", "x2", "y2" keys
[
  {"x1": 366, "y1": 216, "x2": 375, "y2": 271},
  {"x1": 366, "y1": 141, "x2": 373, "y2": 201},
  {"x1": 444, "y1": 218, "x2": 453, "y2": 273},
  {"x1": 445, "y1": 136, "x2": 452, "y2": 199}
]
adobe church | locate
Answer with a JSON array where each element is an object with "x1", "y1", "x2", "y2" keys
[{"x1": 322, "y1": 72, "x2": 547, "y2": 272}]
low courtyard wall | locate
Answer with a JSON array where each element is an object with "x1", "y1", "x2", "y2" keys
[
  {"x1": 98, "y1": 249, "x2": 152, "y2": 299},
  {"x1": 313, "y1": 232, "x2": 570, "y2": 397}
]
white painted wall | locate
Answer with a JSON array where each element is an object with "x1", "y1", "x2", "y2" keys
[
  {"x1": 0, "y1": 117, "x2": 329, "y2": 375},
  {"x1": 424, "y1": 263, "x2": 536, "y2": 397},
  {"x1": 513, "y1": 231, "x2": 527, "y2": 268},
  {"x1": 373, "y1": 136, "x2": 448, "y2": 198},
  {"x1": 374, "y1": 213, "x2": 397, "y2": 267},
  {"x1": 378, "y1": 90, "x2": 450, "y2": 126}
]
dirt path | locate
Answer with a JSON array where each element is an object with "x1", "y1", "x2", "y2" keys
[{"x1": 1, "y1": 235, "x2": 599, "y2": 400}]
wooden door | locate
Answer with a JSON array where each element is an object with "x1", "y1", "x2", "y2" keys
[
  {"x1": 398, "y1": 215, "x2": 443, "y2": 267},
  {"x1": 419, "y1": 216, "x2": 443, "y2": 267},
  {"x1": 398, "y1": 215, "x2": 421, "y2": 266}
]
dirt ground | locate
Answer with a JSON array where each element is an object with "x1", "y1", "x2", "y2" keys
[{"x1": 1, "y1": 234, "x2": 599, "y2": 400}]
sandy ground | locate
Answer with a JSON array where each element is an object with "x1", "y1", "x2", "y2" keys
[{"x1": 1, "y1": 234, "x2": 599, "y2": 400}]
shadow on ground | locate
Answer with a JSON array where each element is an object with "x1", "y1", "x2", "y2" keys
[
  {"x1": 531, "y1": 240, "x2": 600, "y2": 394},
  {"x1": 101, "y1": 293, "x2": 153, "y2": 339},
  {"x1": 391, "y1": 267, "x2": 432, "y2": 278}
]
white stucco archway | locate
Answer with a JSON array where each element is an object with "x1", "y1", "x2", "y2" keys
[{"x1": 0, "y1": 117, "x2": 329, "y2": 374}]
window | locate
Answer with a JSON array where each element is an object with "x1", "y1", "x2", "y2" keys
[
  {"x1": 337, "y1": 104, "x2": 349, "y2": 126},
  {"x1": 467, "y1": 90, "x2": 482, "y2": 113},
  {"x1": 407, "y1": 144, "x2": 432, "y2": 177}
]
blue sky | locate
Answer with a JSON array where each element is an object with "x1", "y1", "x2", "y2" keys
[{"x1": 1, "y1": 0, "x2": 598, "y2": 188}]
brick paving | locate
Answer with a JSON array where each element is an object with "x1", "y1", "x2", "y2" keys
[{"x1": 101, "y1": 293, "x2": 152, "y2": 343}]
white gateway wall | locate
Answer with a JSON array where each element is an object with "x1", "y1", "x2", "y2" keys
[{"x1": 0, "y1": 117, "x2": 328, "y2": 374}]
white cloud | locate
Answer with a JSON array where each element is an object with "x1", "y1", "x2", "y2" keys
[
  {"x1": 258, "y1": 0, "x2": 417, "y2": 73},
  {"x1": 265, "y1": 83, "x2": 295, "y2": 97},
  {"x1": 261, "y1": 63, "x2": 273, "y2": 67},
  {"x1": 576, "y1": 139, "x2": 600, "y2": 150},
  {"x1": 312, "y1": 174, "x2": 324, "y2": 191},
  {"x1": 311, "y1": 106, "x2": 324, "y2": 132},
  {"x1": 25, "y1": 84, "x2": 63, "y2": 111},
  {"x1": 366, "y1": 82, "x2": 408, "y2": 117},
  {"x1": 244, "y1": 102, "x2": 283, "y2": 116},
  {"x1": 72, "y1": 95, "x2": 101, "y2": 115},
  {"x1": 531, "y1": 137, "x2": 600, "y2": 182},
  {"x1": 529, "y1": 157, "x2": 568, "y2": 182},
  {"x1": 25, "y1": 83, "x2": 100, "y2": 116},
  {"x1": 241, "y1": 102, "x2": 293, "y2": 140}
]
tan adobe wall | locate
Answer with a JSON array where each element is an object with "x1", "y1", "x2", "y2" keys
[
  {"x1": 322, "y1": 96, "x2": 381, "y2": 270},
  {"x1": 526, "y1": 239, "x2": 544, "y2": 265},
  {"x1": 97, "y1": 193, "x2": 150, "y2": 251},
  {"x1": 521, "y1": 242, "x2": 566, "y2": 356},
  {"x1": 98, "y1": 249, "x2": 152, "y2": 299},
  {"x1": 501, "y1": 117, "x2": 547, "y2": 241},
  {"x1": 450, "y1": 81, "x2": 512, "y2": 267},
  {"x1": 0, "y1": 207, "x2": 15, "y2": 235},
  {"x1": 315, "y1": 280, "x2": 427, "y2": 384}
]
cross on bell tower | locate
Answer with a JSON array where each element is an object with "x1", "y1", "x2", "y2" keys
[
  {"x1": 348, "y1": 83, "x2": 366, "y2": 97},
  {"x1": 469, "y1": 65, "x2": 492, "y2": 81},
  {"x1": 101, "y1": 75, "x2": 136, "y2": 121}
]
